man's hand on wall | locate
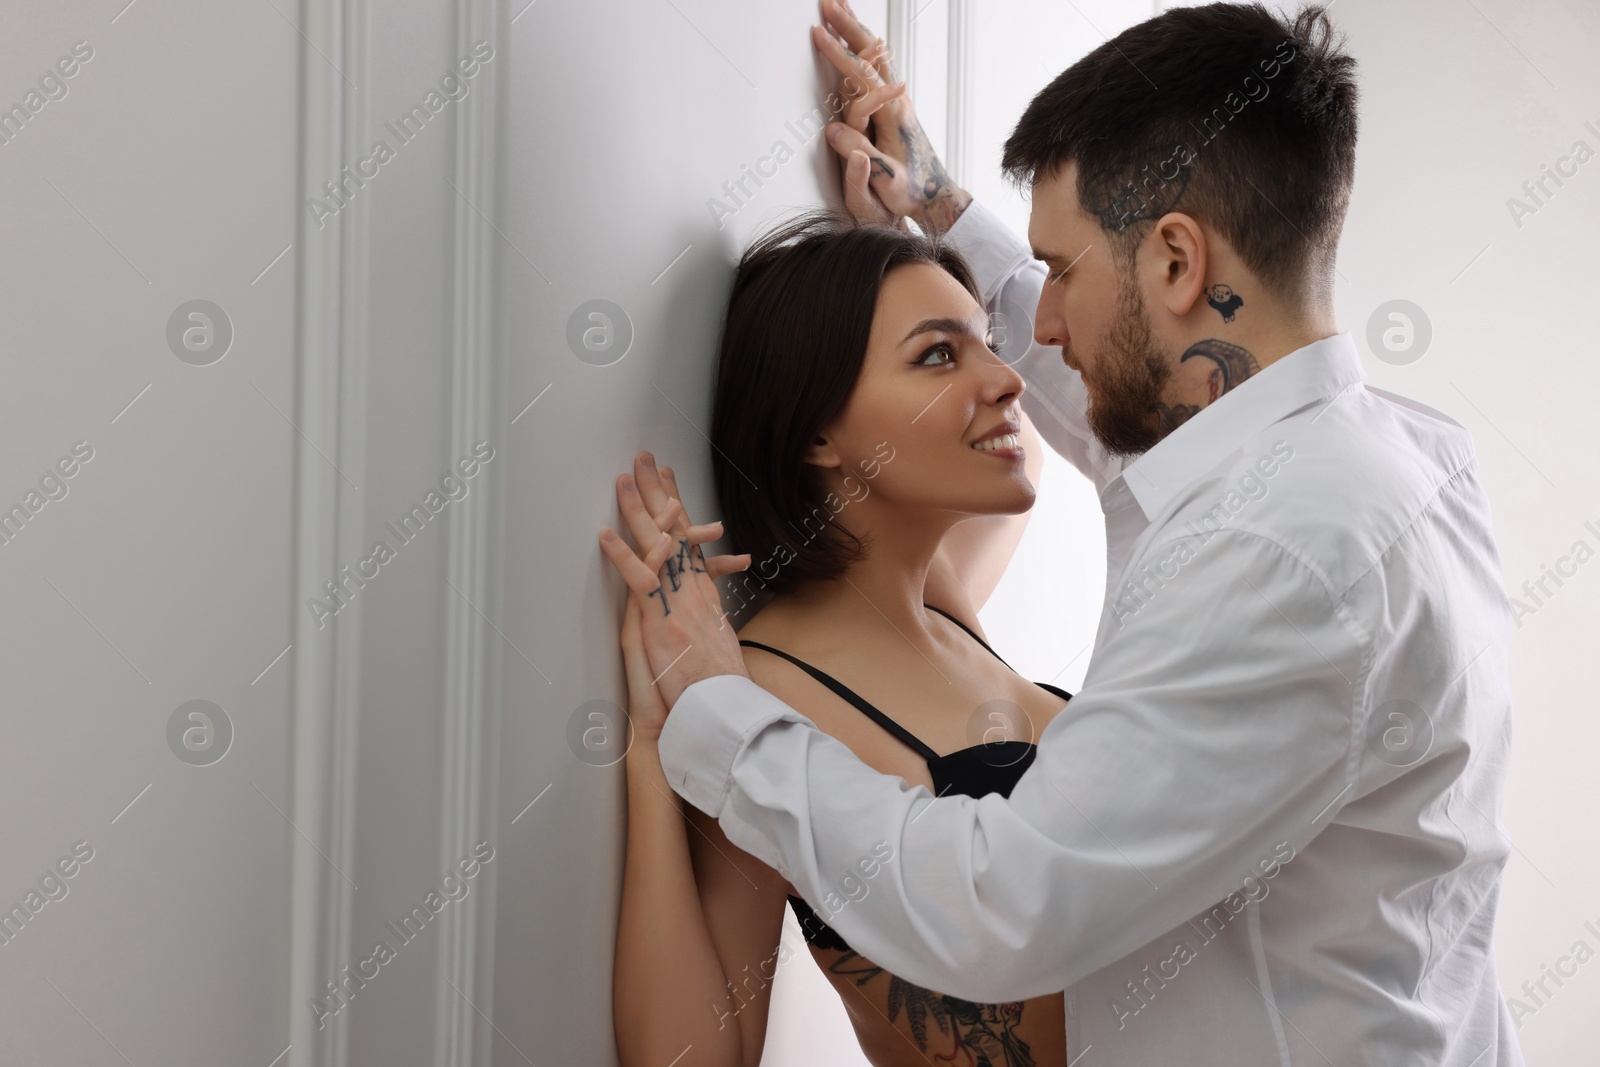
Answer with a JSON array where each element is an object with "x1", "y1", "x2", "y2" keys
[{"x1": 812, "y1": 0, "x2": 972, "y2": 235}]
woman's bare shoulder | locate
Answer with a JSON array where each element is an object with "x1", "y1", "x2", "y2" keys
[
  {"x1": 731, "y1": 596, "x2": 829, "y2": 654},
  {"x1": 731, "y1": 599, "x2": 863, "y2": 721},
  {"x1": 733, "y1": 600, "x2": 817, "y2": 681}
]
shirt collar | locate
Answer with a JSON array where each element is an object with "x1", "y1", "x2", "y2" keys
[{"x1": 1116, "y1": 331, "x2": 1366, "y2": 522}]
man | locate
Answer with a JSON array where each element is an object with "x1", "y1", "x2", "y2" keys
[{"x1": 599, "y1": 3, "x2": 1523, "y2": 1062}]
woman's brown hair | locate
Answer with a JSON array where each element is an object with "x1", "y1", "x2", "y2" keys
[{"x1": 709, "y1": 209, "x2": 981, "y2": 608}]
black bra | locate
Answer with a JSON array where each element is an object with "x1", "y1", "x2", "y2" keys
[{"x1": 737, "y1": 603, "x2": 1071, "y2": 954}]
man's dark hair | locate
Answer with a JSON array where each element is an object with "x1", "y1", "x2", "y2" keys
[
  {"x1": 709, "y1": 210, "x2": 980, "y2": 602},
  {"x1": 1001, "y1": 3, "x2": 1358, "y2": 303}
]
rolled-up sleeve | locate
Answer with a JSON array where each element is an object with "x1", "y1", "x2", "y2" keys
[
  {"x1": 657, "y1": 528, "x2": 1367, "y2": 1002},
  {"x1": 941, "y1": 198, "x2": 1124, "y2": 495}
]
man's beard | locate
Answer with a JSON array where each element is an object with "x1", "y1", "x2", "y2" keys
[{"x1": 1073, "y1": 273, "x2": 1172, "y2": 458}]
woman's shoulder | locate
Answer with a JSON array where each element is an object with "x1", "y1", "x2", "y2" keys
[
  {"x1": 733, "y1": 596, "x2": 821, "y2": 651},
  {"x1": 732, "y1": 599, "x2": 850, "y2": 693}
]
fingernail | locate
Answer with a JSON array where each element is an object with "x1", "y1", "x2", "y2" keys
[
  {"x1": 600, "y1": 528, "x2": 616, "y2": 541},
  {"x1": 641, "y1": 452, "x2": 656, "y2": 468}
]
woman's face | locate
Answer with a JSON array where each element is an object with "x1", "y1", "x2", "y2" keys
[{"x1": 806, "y1": 261, "x2": 1036, "y2": 521}]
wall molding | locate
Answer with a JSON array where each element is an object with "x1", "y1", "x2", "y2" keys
[
  {"x1": 885, "y1": 0, "x2": 915, "y2": 102},
  {"x1": 886, "y1": 0, "x2": 974, "y2": 188},
  {"x1": 432, "y1": 0, "x2": 505, "y2": 1063},
  {"x1": 287, "y1": 0, "x2": 370, "y2": 1064},
  {"x1": 946, "y1": 0, "x2": 973, "y2": 187}
]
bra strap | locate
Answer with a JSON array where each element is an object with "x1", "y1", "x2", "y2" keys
[
  {"x1": 924, "y1": 603, "x2": 1013, "y2": 670},
  {"x1": 737, "y1": 640, "x2": 941, "y2": 762}
]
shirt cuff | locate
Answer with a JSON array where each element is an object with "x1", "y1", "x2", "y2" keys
[
  {"x1": 941, "y1": 197, "x2": 1034, "y2": 307},
  {"x1": 656, "y1": 674, "x2": 814, "y2": 816}
]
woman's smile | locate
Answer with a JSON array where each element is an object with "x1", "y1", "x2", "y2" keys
[
  {"x1": 971, "y1": 438, "x2": 1025, "y2": 462},
  {"x1": 970, "y1": 423, "x2": 1024, "y2": 462}
]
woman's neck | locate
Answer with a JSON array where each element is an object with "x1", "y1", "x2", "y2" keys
[{"x1": 780, "y1": 512, "x2": 953, "y2": 639}]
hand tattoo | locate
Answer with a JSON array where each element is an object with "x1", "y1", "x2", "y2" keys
[
  {"x1": 896, "y1": 120, "x2": 969, "y2": 232},
  {"x1": 647, "y1": 536, "x2": 706, "y2": 616},
  {"x1": 869, "y1": 156, "x2": 895, "y2": 179}
]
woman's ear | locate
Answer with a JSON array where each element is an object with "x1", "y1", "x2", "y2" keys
[{"x1": 803, "y1": 432, "x2": 844, "y2": 469}]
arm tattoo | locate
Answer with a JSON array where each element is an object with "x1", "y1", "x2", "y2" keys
[
  {"x1": 1180, "y1": 338, "x2": 1261, "y2": 402},
  {"x1": 646, "y1": 536, "x2": 707, "y2": 616},
  {"x1": 1205, "y1": 283, "x2": 1244, "y2": 323},
  {"x1": 826, "y1": 951, "x2": 1036, "y2": 1064}
]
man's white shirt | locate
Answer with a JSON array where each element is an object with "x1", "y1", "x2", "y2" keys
[{"x1": 657, "y1": 198, "x2": 1524, "y2": 1065}]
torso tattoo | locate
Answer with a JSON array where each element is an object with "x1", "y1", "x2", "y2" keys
[{"x1": 823, "y1": 948, "x2": 1045, "y2": 1066}]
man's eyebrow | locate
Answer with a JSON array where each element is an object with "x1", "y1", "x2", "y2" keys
[
  {"x1": 1033, "y1": 243, "x2": 1094, "y2": 272},
  {"x1": 900, "y1": 316, "x2": 985, "y2": 346}
]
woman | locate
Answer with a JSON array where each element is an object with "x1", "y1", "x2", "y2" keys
[{"x1": 611, "y1": 216, "x2": 1076, "y2": 1067}]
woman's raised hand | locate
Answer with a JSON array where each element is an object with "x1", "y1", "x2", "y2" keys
[{"x1": 811, "y1": 0, "x2": 972, "y2": 234}]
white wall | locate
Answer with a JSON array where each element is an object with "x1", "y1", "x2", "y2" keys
[
  {"x1": 0, "y1": 3, "x2": 298, "y2": 1063},
  {"x1": 0, "y1": 1, "x2": 503, "y2": 1064},
  {"x1": 504, "y1": 1, "x2": 899, "y2": 1060},
  {"x1": 1314, "y1": 2, "x2": 1600, "y2": 1060}
]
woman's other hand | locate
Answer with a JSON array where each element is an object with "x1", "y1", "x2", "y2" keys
[
  {"x1": 811, "y1": 0, "x2": 973, "y2": 234},
  {"x1": 619, "y1": 596, "x2": 670, "y2": 744}
]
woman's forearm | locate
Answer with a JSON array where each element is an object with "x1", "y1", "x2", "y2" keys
[{"x1": 614, "y1": 738, "x2": 744, "y2": 1067}]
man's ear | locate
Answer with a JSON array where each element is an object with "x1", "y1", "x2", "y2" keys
[{"x1": 1151, "y1": 211, "x2": 1208, "y2": 318}]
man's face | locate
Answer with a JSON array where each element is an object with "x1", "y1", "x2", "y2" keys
[{"x1": 1027, "y1": 164, "x2": 1174, "y2": 457}]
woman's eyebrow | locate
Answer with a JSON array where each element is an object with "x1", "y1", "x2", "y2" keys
[{"x1": 900, "y1": 316, "x2": 983, "y2": 346}]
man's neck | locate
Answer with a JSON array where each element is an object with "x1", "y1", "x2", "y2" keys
[{"x1": 1155, "y1": 306, "x2": 1337, "y2": 438}]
